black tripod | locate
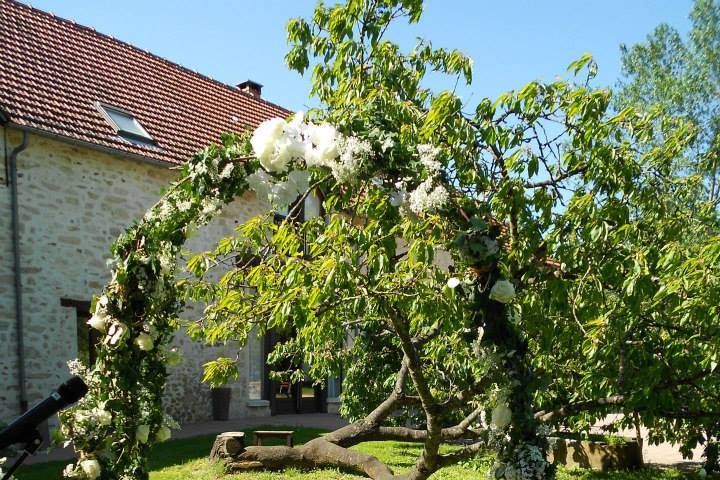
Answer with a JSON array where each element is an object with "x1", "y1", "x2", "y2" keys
[{"x1": 1, "y1": 429, "x2": 43, "y2": 480}]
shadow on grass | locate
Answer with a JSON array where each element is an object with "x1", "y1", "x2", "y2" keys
[{"x1": 15, "y1": 426, "x2": 328, "y2": 480}]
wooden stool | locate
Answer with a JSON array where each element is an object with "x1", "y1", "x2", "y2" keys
[
  {"x1": 253, "y1": 430, "x2": 295, "y2": 447},
  {"x1": 209, "y1": 431, "x2": 245, "y2": 459}
]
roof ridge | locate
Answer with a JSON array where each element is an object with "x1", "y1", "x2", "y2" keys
[{"x1": 10, "y1": 0, "x2": 291, "y2": 115}]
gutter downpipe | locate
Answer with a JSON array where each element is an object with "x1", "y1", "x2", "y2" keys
[{"x1": 9, "y1": 129, "x2": 29, "y2": 412}]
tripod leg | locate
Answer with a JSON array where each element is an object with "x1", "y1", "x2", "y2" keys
[{"x1": 1, "y1": 429, "x2": 42, "y2": 480}]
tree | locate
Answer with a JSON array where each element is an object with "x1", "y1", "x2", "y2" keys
[
  {"x1": 614, "y1": 1, "x2": 720, "y2": 469},
  {"x1": 616, "y1": 0, "x2": 720, "y2": 202},
  {"x1": 59, "y1": 1, "x2": 720, "y2": 479}
]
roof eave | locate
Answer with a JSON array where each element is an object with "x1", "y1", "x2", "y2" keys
[{"x1": 6, "y1": 122, "x2": 182, "y2": 170}]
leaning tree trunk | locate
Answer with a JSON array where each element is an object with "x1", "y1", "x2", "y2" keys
[{"x1": 221, "y1": 325, "x2": 489, "y2": 480}]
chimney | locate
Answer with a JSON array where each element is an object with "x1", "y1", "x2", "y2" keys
[{"x1": 237, "y1": 80, "x2": 263, "y2": 98}]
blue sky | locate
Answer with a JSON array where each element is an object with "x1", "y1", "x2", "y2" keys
[{"x1": 23, "y1": 1, "x2": 693, "y2": 111}]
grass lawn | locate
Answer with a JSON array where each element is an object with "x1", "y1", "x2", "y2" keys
[{"x1": 14, "y1": 426, "x2": 701, "y2": 480}]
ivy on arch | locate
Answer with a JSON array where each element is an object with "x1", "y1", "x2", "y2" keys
[{"x1": 59, "y1": 134, "x2": 260, "y2": 480}]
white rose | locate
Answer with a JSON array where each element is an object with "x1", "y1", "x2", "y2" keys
[
  {"x1": 286, "y1": 169, "x2": 310, "y2": 197},
  {"x1": 305, "y1": 123, "x2": 338, "y2": 167},
  {"x1": 272, "y1": 181, "x2": 298, "y2": 208},
  {"x1": 491, "y1": 402, "x2": 512, "y2": 430},
  {"x1": 219, "y1": 163, "x2": 234, "y2": 179},
  {"x1": 135, "y1": 333, "x2": 154, "y2": 351},
  {"x1": 107, "y1": 322, "x2": 128, "y2": 346},
  {"x1": 251, "y1": 118, "x2": 285, "y2": 165},
  {"x1": 245, "y1": 170, "x2": 275, "y2": 202},
  {"x1": 489, "y1": 279, "x2": 515, "y2": 303},
  {"x1": 136, "y1": 424, "x2": 150, "y2": 444},
  {"x1": 94, "y1": 409, "x2": 112, "y2": 426},
  {"x1": 63, "y1": 463, "x2": 77, "y2": 478},
  {"x1": 155, "y1": 426, "x2": 172, "y2": 443},
  {"x1": 87, "y1": 310, "x2": 108, "y2": 332},
  {"x1": 447, "y1": 277, "x2": 461, "y2": 289},
  {"x1": 269, "y1": 135, "x2": 294, "y2": 172},
  {"x1": 79, "y1": 458, "x2": 101, "y2": 480}
]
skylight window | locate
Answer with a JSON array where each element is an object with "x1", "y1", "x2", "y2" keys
[{"x1": 96, "y1": 102, "x2": 154, "y2": 144}]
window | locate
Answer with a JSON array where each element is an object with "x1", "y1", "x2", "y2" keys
[
  {"x1": 96, "y1": 102, "x2": 154, "y2": 144},
  {"x1": 61, "y1": 299, "x2": 99, "y2": 366},
  {"x1": 327, "y1": 374, "x2": 343, "y2": 400},
  {"x1": 247, "y1": 326, "x2": 264, "y2": 400}
]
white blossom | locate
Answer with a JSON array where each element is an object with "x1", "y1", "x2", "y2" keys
[
  {"x1": 251, "y1": 115, "x2": 309, "y2": 174},
  {"x1": 408, "y1": 178, "x2": 449, "y2": 214},
  {"x1": 107, "y1": 322, "x2": 128, "y2": 346},
  {"x1": 156, "y1": 202, "x2": 175, "y2": 221},
  {"x1": 219, "y1": 163, "x2": 234, "y2": 179},
  {"x1": 245, "y1": 169, "x2": 274, "y2": 202},
  {"x1": 283, "y1": 111, "x2": 309, "y2": 158},
  {"x1": 272, "y1": 181, "x2": 298, "y2": 208},
  {"x1": 417, "y1": 144, "x2": 441, "y2": 174},
  {"x1": 447, "y1": 277, "x2": 461, "y2": 289},
  {"x1": 158, "y1": 250, "x2": 174, "y2": 276},
  {"x1": 491, "y1": 402, "x2": 512, "y2": 429},
  {"x1": 136, "y1": 424, "x2": 150, "y2": 444},
  {"x1": 67, "y1": 359, "x2": 87, "y2": 377},
  {"x1": 94, "y1": 408, "x2": 112, "y2": 426},
  {"x1": 489, "y1": 279, "x2": 515, "y2": 303},
  {"x1": 135, "y1": 333, "x2": 154, "y2": 351},
  {"x1": 305, "y1": 123, "x2": 339, "y2": 168},
  {"x1": 176, "y1": 199, "x2": 193, "y2": 212},
  {"x1": 87, "y1": 310, "x2": 109, "y2": 333},
  {"x1": 330, "y1": 135, "x2": 371, "y2": 183},
  {"x1": 155, "y1": 426, "x2": 172, "y2": 443},
  {"x1": 63, "y1": 463, "x2": 77, "y2": 478},
  {"x1": 251, "y1": 118, "x2": 287, "y2": 172},
  {"x1": 286, "y1": 169, "x2": 310, "y2": 197},
  {"x1": 380, "y1": 136, "x2": 395, "y2": 152},
  {"x1": 200, "y1": 197, "x2": 221, "y2": 217},
  {"x1": 79, "y1": 459, "x2": 101, "y2": 480}
]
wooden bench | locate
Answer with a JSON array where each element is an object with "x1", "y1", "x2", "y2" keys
[{"x1": 253, "y1": 430, "x2": 295, "y2": 447}]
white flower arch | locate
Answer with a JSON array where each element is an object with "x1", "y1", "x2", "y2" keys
[{"x1": 58, "y1": 113, "x2": 454, "y2": 479}]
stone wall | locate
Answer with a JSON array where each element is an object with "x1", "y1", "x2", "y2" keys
[{"x1": 0, "y1": 127, "x2": 267, "y2": 425}]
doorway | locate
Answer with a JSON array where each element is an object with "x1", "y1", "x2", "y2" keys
[{"x1": 264, "y1": 329, "x2": 327, "y2": 415}]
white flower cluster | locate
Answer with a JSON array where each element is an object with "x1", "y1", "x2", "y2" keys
[
  {"x1": 75, "y1": 405, "x2": 113, "y2": 428},
  {"x1": 87, "y1": 295, "x2": 110, "y2": 333},
  {"x1": 0, "y1": 457, "x2": 12, "y2": 480},
  {"x1": 417, "y1": 144, "x2": 442, "y2": 174},
  {"x1": 64, "y1": 458, "x2": 101, "y2": 480},
  {"x1": 386, "y1": 144, "x2": 448, "y2": 216},
  {"x1": 408, "y1": 177, "x2": 449, "y2": 214},
  {"x1": 246, "y1": 168, "x2": 309, "y2": 208},
  {"x1": 250, "y1": 113, "x2": 371, "y2": 185},
  {"x1": 67, "y1": 359, "x2": 88, "y2": 377},
  {"x1": 333, "y1": 135, "x2": 372, "y2": 183}
]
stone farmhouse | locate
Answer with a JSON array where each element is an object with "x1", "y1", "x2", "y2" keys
[{"x1": 0, "y1": 0, "x2": 341, "y2": 429}]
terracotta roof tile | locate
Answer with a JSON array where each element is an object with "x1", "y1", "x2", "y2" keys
[{"x1": 0, "y1": 0, "x2": 290, "y2": 165}]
